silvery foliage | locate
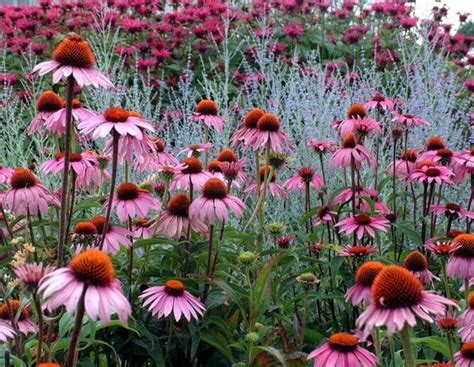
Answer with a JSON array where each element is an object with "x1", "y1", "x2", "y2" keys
[{"x1": 0, "y1": 14, "x2": 469, "y2": 227}]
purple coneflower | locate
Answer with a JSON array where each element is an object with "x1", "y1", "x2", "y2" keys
[
  {"x1": 346, "y1": 261, "x2": 384, "y2": 306},
  {"x1": 44, "y1": 98, "x2": 96, "y2": 135},
  {"x1": 336, "y1": 214, "x2": 389, "y2": 240},
  {"x1": 331, "y1": 133, "x2": 375, "y2": 168},
  {"x1": 284, "y1": 167, "x2": 324, "y2": 191},
  {"x1": 392, "y1": 113, "x2": 429, "y2": 129},
  {"x1": 365, "y1": 92, "x2": 394, "y2": 111},
  {"x1": 0, "y1": 301, "x2": 38, "y2": 334},
  {"x1": 28, "y1": 91, "x2": 64, "y2": 134},
  {"x1": 171, "y1": 157, "x2": 211, "y2": 191},
  {"x1": 39, "y1": 249, "x2": 131, "y2": 324},
  {"x1": 110, "y1": 183, "x2": 161, "y2": 222},
  {"x1": 403, "y1": 251, "x2": 439, "y2": 284},
  {"x1": 447, "y1": 234, "x2": 474, "y2": 280},
  {"x1": 140, "y1": 279, "x2": 205, "y2": 322},
  {"x1": 91, "y1": 216, "x2": 132, "y2": 254},
  {"x1": 231, "y1": 108, "x2": 265, "y2": 148},
  {"x1": 14, "y1": 262, "x2": 55, "y2": 289},
  {"x1": 189, "y1": 99, "x2": 225, "y2": 133},
  {"x1": 247, "y1": 113, "x2": 291, "y2": 153}
]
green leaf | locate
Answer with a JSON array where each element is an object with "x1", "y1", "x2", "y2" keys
[
  {"x1": 412, "y1": 336, "x2": 452, "y2": 358},
  {"x1": 256, "y1": 346, "x2": 287, "y2": 367},
  {"x1": 201, "y1": 332, "x2": 235, "y2": 363}
]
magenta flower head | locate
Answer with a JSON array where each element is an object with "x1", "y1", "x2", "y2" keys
[
  {"x1": 28, "y1": 91, "x2": 64, "y2": 134},
  {"x1": 430, "y1": 203, "x2": 474, "y2": 220},
  {"x1": 346, "y1": 261, "x2": 384, "y2": 306},
  {"x1": 307, "y1": 332, "x2": 378, "y2": 367},
  {"x1": 4, "y1": 168, "x2": 57, "y2": 216},
  {"x1": 189, "y1": 178, "x2": 246, "y2": 225},
  {"x1": 110, "y1": 183, "x2": 161, "y2": 222},
  {"x1": 39, "y1": 249, "x2": 131, "y2": 325},
  {"x1": 447, "y1": 234, "x2": 474, "y2": 280},
  {"x1": 392, "y1": 114, "x2": 429, "y2": 129},
  {"x1": 0, "y1": 320, "x2": 15, "y2": 342},
  {"x1": 0, "y1": 166, "x2": 14, "y2": 185},
  {"x1": 156, "y1": 193, "x2": 207, "y2": 240},
  {"x1": 308, "y1": 139, "x2": 336, "y2": 154},
  {"x1": 32, "y1": 35, "x2": 113, "y2": 88},
  {"x1": 140, "y1": 279, "x2": 205, "y2": 322},
  {"x1": 357, "y1": 265, "x2": 457, "y2": 336},
  {"x1": 331, "y1": 133, "x2": 375, "y2": 168},
  {"x1": 338, "y1": 104, "x2": 380, "y2": 138},
  {"x1": 78, "y1": 107, "x2": 154, "y2": 140},
  {"x1": 171, "y1": 157, "x2": 211, "y2": 191},
  {"x1": 408, "y1": 162, "x2": 454, "y2": 186},
  {"x1": 247, "y1": 113, "x2": 291, "y2": 153},
  {"x1": 231, "y1": 108, "x2": 265, "y2": 148},
  {"x1": 189, "y1": 99, "x2": 225, "y2": 133},
  {"x1": 335, "y1": 214, "x2": 389, "y2": 240},
  {"x1": 455, "y1": 341, "x2": 474, "y2": 366}
]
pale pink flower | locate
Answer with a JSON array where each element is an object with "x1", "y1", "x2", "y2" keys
[
  {"x1": 41, "y1": 151, "x2": 100, "y2": 189},
  {"x1": 135, "y1": 137, "x2": 178, "y2": 171},
  {"x1": 105, "y1": 131, "x2": 157, "y2": 166},
  {"x1": 447, "y1": 234, "x2": 474, "y2": 280},
  {"x1": 109, "y1": 183, "x2": 161, "y2": 222},
  {"x1": 156, "y1": 194, "x2": 207, "y2": 240},
  {"x1": 4, "y1": 168, "x2": 57, "y2": 216},
  {"x1": 307, "y1": 332, "x2": 378, "y2": 367},
  {"x1": 339, "y1": 245, "x2": 378, "y2": 258},
  {"x1": 0, "y1": 301, "x2": 37, "y2": 334},
  {"x1": 140, "y1": 279, "x2": 205, "y2": 321},
  {"x1": 39, "y1": 249, "x2": 131, "y2": 324},
  {"x1": 392, "y1": 114, "x2": 429, "y2": 129},
  {"x1": 14, "y1": 262, "x2": 55, "y2": 289},
  {"x1": 0, "y1": 166, "x2": 14, "y2": 185},
  {"x1": 284, "y1": 167, "x2": 324, "y2": 191},
  {"x1": 387, "y1": 149, "x2": 418, "y2": 177},
  {"x1": 78, "y1": 107, "x2": 153, "y2": 140},
  {"x1": 0, "y1": 321, "x2": 15, "y2": 342},
  {"x1": 189, "y1": 178, "x2": 246, "y2": 225},
  {"x1": 336, "y1": 214, "x2": 389, "y2": 240},
  {"x1": 331, "y1": 133, "x2": 375, "y2": 168},
  {"x1": 454, "y1": 342, "x2": 474, "y2": 366},
  {"x1": 231, "y1": 108, "x2": 265, "y2": 148},
  {"x1": 28, "y1": 91, "x2": 64, "y2": 134},
  {"x1": 246, "y1": 113, "x2": 291, "y2": 153},
  {"x1": 357, "y1": 266, "x2": 457, "y2": 336},
  {"x1": 365, "y1": 92, "x2": 395, "y2": 111},
  {"x1": 403, "y1": 250, "x2": 440, "y2": 284},
  {"x1": 44, "y1": 99, "x2": 97, "y2": 135},
  {"x1": 313, "y1": 206, "x2": 336, "y2": 226},
  {"x1": 345, "y1": 261, "x2": 384, "y2": 306},
  {"x1": 171, "y1": 157, "x2": 211, "y2": 191},
  {"x1": 178, "y1": 143, "x2": 213, "y2": 158},
  {"x1": 333, "y1": 186, "x2": 378, "y2": 206},
  {"x1": 189, "y1": 99, "x2": 225, "y2": 133},
  {"x1": 408, "y1": 163, "x2": 454, "y2": 185},
  {"x1": 32, "y1": 36, "x2": 113, "y2": 88},
  {"x1": 430, "y1": 203, "x2": 474, "y2": 219},
  {"x1": 246, "y1": 166, "x2": 287, "y2": 198},
  {"x1": 337, "y1": 104, "x2": 380, "y2": 137},
  {"x1": 132, "y1": 219, "x2": 153, "y2": 239},
  {"x1": 308, "y1": 139, "x2": 336, "y2": 154},
  {"x1": 91, "y1": 216, "x2": 132, "y2": 254}
]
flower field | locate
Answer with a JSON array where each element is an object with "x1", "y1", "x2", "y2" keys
[{"x1": 0, "y1": 0, "x2": 474, "y2": 366}]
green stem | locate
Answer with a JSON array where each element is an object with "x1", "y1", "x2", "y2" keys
[
  {"x1": 373, "y1": 328, "x2": 382, "y2": 365},
  {"x1": 441, "y1": 260, "x2": 451, "y2": 299},
  {"x1": 465, "y1": 278, "x2": 470, "y2": 304},
  {"x1": 399, "y1": 325, "x2": 416, "y2": 367},
  {"x1": 66, "y1": 286, "x2": 87, "y2": 367},
  {"x1": 446, "y1": 332, "x2": 454, "y2": 363}
]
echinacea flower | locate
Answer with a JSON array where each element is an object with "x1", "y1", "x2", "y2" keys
[
  {"x1": 247, "y1": 113, "x2": 291, "y2": 153},
  {"x1": 14, "y1": 262, "x2": 55, "y2": 289},
  {"x1": 189, "y1": 99, "x2": 225, "y2": 133},
  {"x1": 336, "y1": 214, "x2": 389, "y2": 240},
  {"x1": 155, "y1": 194, "x2": 207, "y2": 240},
  {"x1": 179, "y1": 143, "x2": 214, "y2": 158},
  {"x1": 307, "y1": 332, "x2": 378, "y2": 367},
  {"x1": 0, "y1": 166, "x2": 14, "y2": 185},
  {"x1": 447, "y1": 234, "x2": 474, "y2": 280},
  {"x1": 41, "y1": 151, "x2": 100, "y2": 189},
  {"x1": 4, "y1": 168, "x2": 57, "y2": 216},
  {"x1": 246, "y1": 166, "x2": 287, "y2": 198},
  {"x1": 403, "y1": 251, "x2": 439, "y2": 284},
  {"x1": 171, "y1": 157, "x2": 211, "y2": 191},
  {"x1": 337, "y1": 104, "x2": 380, "y2": 138},
  {"x1": 333, "y1": 185, "x2": 378, "y2": 206},
  {"x1": 313, "y1": 206, "x2": 336, "y2": 226},
  {"x1": 339, "y1": 244, "x2": 378, "y2": 258},
  {"x1": 345, "y1": 261, "x2": 384, "y2": 306},
  {"x1": 357, "y1": 265, "x2": 456, "y2": 336},
  {"x1": 454, "y1": 341, "x2": 474, "y2": 366},
  {"x1": 32, "y1": 35, "x2": 113, "y2": 88},
  {"x1": 386, "y1": 149, "x2": 418, "y2": 177},
  {"x1": 189, "y1": 178, "x2": 245, "y2": 225},
  {"x1": 408, "y1": 163, "x2": 454, "y2": 185},
  {"x1": 436, "y1": 313, "x2": 460, "y2": 334},
  {"x1": 308, "y1": 139, "x2": 336, "y2": 154},
  {"x1": 39, "y1": 249, "x2": 131, "y2": 324},
  {"x1": 105, "y1": 131, "x2": 157, "y2": 166},
  {"x1": 0, "y1": 300, "x2": 38, "y2": 334},
  {"x1": 44, "y1": 99, "x2": 96, "y2": 135},
  {"x1": 392, "y1": 114, "x2": 429, "y2": 129},
  {"x1": 365, "y1": 92, "x2": 394, "y2": 111},
  {"x1": 110, "y1": 183, "x2": 161, "y2": 222},
  {"x1": 132, "y1": 219, "x2": 153, "y2": 239},
  {"x1": 284, "y1": 167, "x2": 324, "y2": 191},
  {"x1": 78, "y1": 107, "x2": 153, "y2": 140},
  {"x1": 90, "y1": 216, "x2": 132, "y2": 254},
  {"x1": 231, "y1": 108, "x2": 265, "y2": 148},
  {"x1": 28, "y1": 91, "x2": 64, "y2": 134},
  {"x1": 140, "y1": 279, "x2": 205, "y2": 321},
  {"x1": 0, "y1": 320, "x2": 15, "y2": 342},
  {"x1": 136, "y1": 137, "x2": 178, "y2": 171},
  {"x1": 430, "y1": 203, "x2": 474, "y2": 220},
  {"x1": 425, "y1": 240, "x2": 460, "y2": 256},
  {"x1": 331, "y1": 133, "x2": 375, "y2": 168}
]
